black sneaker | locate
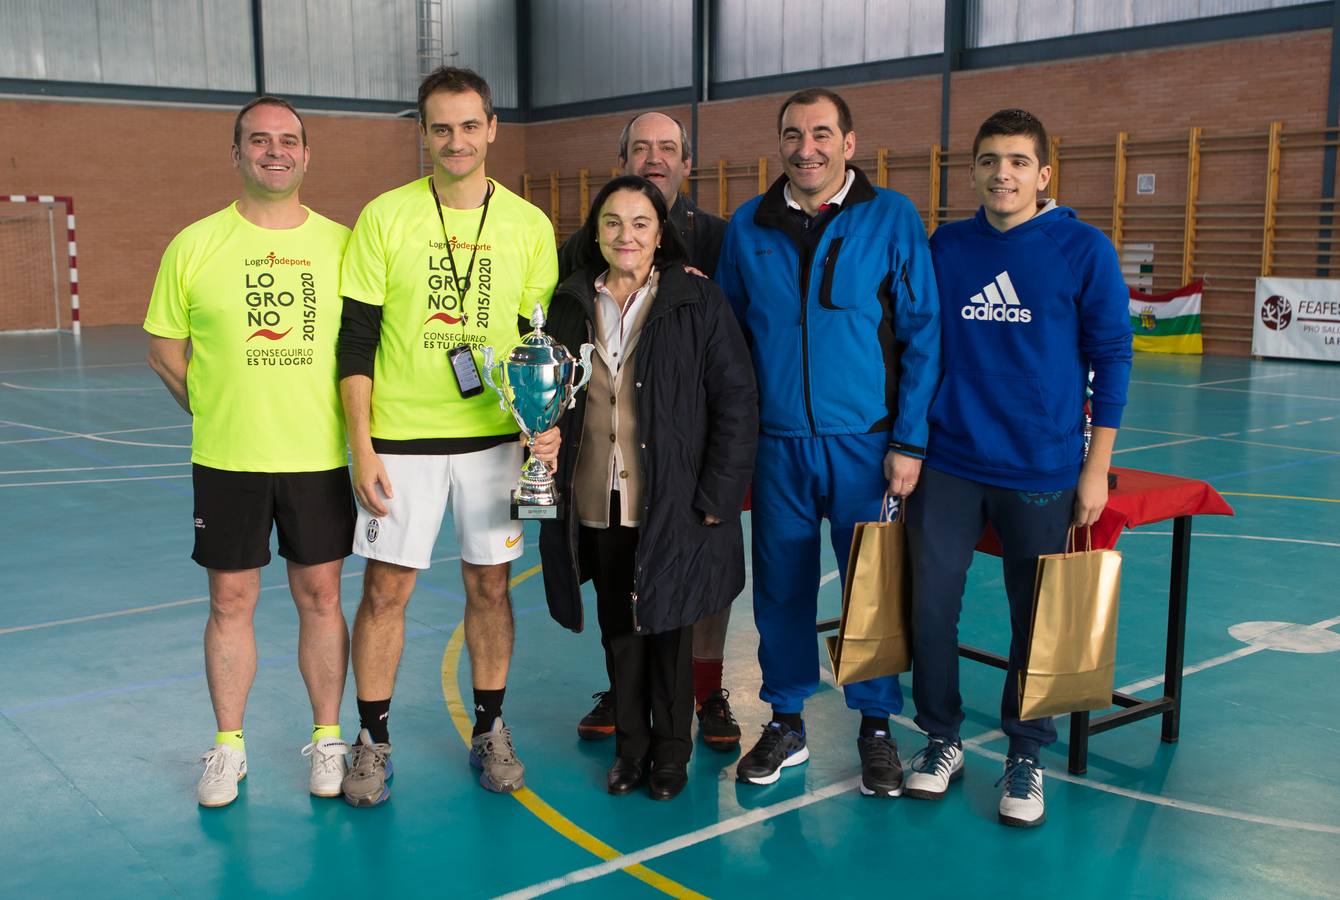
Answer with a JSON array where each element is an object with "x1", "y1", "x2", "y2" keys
[
  {"x1": 697, "y1": 689, "x2": 742, "y2": 751},
  {"x1": 577, "y1": 691, "x2": 615, "y2": 741},
  {"x1": 736, "y1": 722, "x2": 809, "y2": 785},
  {"x1": 857, "y1": 730, "x2": 904, "y2": 798}
]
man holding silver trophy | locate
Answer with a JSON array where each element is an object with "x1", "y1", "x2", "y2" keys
[
  {"x1": 334, "y1": 67, "x2": 558, "y2": 805},
  {"x1": 716, "y1": 88, "x2": 941, "y2": 796}
]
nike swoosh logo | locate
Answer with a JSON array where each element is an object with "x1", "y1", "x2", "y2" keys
[{"x1": 505, "y1": 535, "x2": 521, "y2": 548}]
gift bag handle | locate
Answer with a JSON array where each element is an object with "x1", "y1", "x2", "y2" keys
[
  {"x1": 880, "y1": 492, "x2": 907, "y2": 524},
  {"x1": 1066, "y1": 525, "x2": 1095, "y2": 554}
]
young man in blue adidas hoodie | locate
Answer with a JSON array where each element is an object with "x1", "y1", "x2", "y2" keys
[
  {"x1": 903, "y1": 109, "x2": 1132, "y2": 827},
  {"x1": 716, "y1": 88, "x2": 940, "y2": 796}
]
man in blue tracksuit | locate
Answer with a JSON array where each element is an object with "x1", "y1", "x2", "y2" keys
[
  {"x1": 715, "y1": 88, "x2": 940, "y2": 796},
  {"x1": 902, "y1": 109, "x2": 1132, "y2": 827}
]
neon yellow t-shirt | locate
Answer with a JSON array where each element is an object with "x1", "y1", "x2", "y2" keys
[
  {"x1": 340, "y1": 177, "x2": 559, "y2": 441},
  {"x1": 144, "y1": 203, "x2": 350, "y2": 472}
]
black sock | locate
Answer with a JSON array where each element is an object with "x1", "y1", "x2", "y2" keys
[
  {"x1": 771, "y1": 710, "x2": 803, "y2": 734},
  {"x1": 473, "y1": 687, "x2": 506, "y2": 736},
  {"x1": 860, "y1": 715, "x2": 889, "y2": 738},
  {"x1": 358, "y1": 697, "x2": 391, "y2": 744}
]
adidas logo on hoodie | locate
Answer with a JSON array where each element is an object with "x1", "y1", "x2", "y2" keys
[{"x1": 961, "y1": 271, "x2": 1033, "y2": 323}]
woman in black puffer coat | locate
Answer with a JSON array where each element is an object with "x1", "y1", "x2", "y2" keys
[{"x1": 535, "y1": 175, "x2": 757, "y2": 801}]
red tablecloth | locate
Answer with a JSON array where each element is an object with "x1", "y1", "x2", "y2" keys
[
  {"x1": 741, "y1": 467, "x2": 1234, "y2": 554},
  {"x1": 977, "y1": 467, "x2": 1235, "y2": 555}
]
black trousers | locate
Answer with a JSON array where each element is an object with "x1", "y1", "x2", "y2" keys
[{"x1": 580, "y1": 496, "x2": 693, "y2": 765}]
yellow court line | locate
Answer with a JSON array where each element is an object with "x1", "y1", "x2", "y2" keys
[
  {"x1": 440, "y1": 563, "x2": 709, "y2": 900},
  {"x1": 1219, "y1": 491, "x2": 1340, "y2": 505}
]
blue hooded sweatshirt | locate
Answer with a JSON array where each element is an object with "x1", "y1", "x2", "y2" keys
[{"x1": 927, "y1": 203, "x2": 1133, "y2": 491}]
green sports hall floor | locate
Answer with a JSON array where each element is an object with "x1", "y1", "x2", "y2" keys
[{"x1": 1, "y1": 326, "x2": 1337, "y2": 899}]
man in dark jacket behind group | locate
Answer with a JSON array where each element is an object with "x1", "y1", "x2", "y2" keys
[
  {"x1": 558, "y1": 111, "x2": 742, "y2": 753},
  {"x1": 716, "y1": 88, "x2": 941, "y2": 796}
]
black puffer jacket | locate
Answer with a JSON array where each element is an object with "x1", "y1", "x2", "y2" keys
[{"x1": 539, "y1": 264, "x2": 758, "y2": 635}]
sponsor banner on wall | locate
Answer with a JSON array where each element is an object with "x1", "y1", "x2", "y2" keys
[{"x1": 1254, "y1": 278, "x2": 1340, "y2": 362}]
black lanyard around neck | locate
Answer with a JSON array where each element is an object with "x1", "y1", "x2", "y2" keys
[{"x1": 429, "y1": 178, "x2": 493, "y2": 300}]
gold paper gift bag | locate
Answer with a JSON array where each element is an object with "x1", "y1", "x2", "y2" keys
[
  {"x1": 1019, "y1": 529, "x2": 1123, "y2": 720},
  {"x1": 825, "y1": 500, "x2": 912, "y2": 685}
]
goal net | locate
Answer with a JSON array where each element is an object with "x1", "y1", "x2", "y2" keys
[{"x1": 0, "y1": 201, "x2": 68, "y2": 332}]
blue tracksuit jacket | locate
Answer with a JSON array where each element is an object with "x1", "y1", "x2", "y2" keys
[{"x1": 716, "y1": 168, "x2": 940, "y2": 457}]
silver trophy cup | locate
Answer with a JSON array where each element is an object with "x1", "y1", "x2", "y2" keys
[{"x1": 482, "y1": 303, "x2": 594, "y2": 520}]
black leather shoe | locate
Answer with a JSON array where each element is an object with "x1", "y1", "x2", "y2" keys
[
  {"x1": 606, "y1": 757, "x2": 645, "y2": 795},
  {"x1": 647, "y1": 761, "x2": 688, "y2": 800}
]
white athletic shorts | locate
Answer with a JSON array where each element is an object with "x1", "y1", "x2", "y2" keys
[{"x1": 353, "y1": 441, "x2": 524, "y2": 568}]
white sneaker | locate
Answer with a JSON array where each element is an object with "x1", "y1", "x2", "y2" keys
[
  {"x1": 904, "y1": 737, "x2": 964, "y2": 800},
  {"x1": 996, "y1": 755, "x2": 1045, "y2": 827},
  {"x1": 197, "y1": 744, "x2": 247, "y2": 807},
  {"x1": 301, "y1": 737, "x2": 349, "y2": 798}
]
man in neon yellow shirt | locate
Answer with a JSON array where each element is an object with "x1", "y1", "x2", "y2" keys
[
  {"x1": 337, "y1": 67, "x2": 558, "y2": 804},
  {"x1": 144, "y1": 97, "x2": 354, "y2": 808}
]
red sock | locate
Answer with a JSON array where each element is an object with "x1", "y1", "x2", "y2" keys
[{"x1": 693, "y1": 657, "x2": 723, "y2": 704}]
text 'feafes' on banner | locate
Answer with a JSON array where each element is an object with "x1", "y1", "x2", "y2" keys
[{"x1": 1253, "y1": 277, "x2": 1340, "y2": 363}]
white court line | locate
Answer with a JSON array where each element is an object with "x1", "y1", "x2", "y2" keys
[
  {"x1": 514, "y1": 703, "x2": 1340, "y2": 897},
  {"x1": 0, "y1": 381, "x2": 158, "y2": 393},
  {"x1": 0, "y1": 474, "x2": 191, "y2": 488},
  {"x1": 1117, "y1": 613, "x2": 1340, "y2": 694},
  {"x1": 0, "y1": 462, "x2": 190, "y2": 476},
  {"x1": 1121, "y1": 425, "x2": 1337, "y2": 456},
  {"x1": 0, "y1": 419, "x2": 189, "y2": 449},
  {"x1": 496, "y1": 777, "x2": 864, "y2": 900},
  {"x1": 1197, "y1": 386, "x2": 1340, "y2": 403},
  {"x1": 0, "y1": 554, "x2": 462, "y2": 636},
  {"x1": 1128, "y1": 530, "x2": 1340, "y2": 551},
  {"x1": 0, "y1": 362, "x2": 144, "y2": 376},
  {"x1": 1192, "y1": 373, "x2": 1292, "y2": 387},
  {"x1": 537, "y1": 536, "x2": 1340, "y2": 899},
  {"x1": 1113, "y1": 437, "x2": 1208, "y2": 454}
]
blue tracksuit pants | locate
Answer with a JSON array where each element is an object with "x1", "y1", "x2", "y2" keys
[
  {"x1": 906, "y1": 465, "x2": 1075, "y2": 757},
  {"x1": 751, "y1": 432, "x2": 904, "y2": 718}
]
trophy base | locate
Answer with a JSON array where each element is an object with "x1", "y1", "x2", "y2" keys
[{"x1": 511, "y1": 490, "x2": 563, "y2": 520}]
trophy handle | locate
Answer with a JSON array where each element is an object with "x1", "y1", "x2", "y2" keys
[
  {"x1": 480, "y1": 345, "x2": 510, "y2": 414},
  {"x1": 565, "y1": 343, "x2": 595, "y2": 410}
]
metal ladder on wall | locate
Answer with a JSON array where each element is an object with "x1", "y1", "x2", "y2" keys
[{"x1": 416, "y1": 0, "x2": 445, "y2": 177}]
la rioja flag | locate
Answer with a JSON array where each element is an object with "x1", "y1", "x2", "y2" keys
[{"x1": 1129, "y1": 281, "x2": 1203, "y2": 354}]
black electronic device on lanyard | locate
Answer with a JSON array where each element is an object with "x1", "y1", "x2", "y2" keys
[{"x1": 430, "y1": 179, "x2": 492, "y2": 399}]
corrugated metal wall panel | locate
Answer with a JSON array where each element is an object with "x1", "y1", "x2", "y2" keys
[
  {"x1": 262, "y1": 0, "x2": 315, "y2": 95},
  {"x1": 531, "y1": 0, "x2": 690, "y2": 107},
  {"x1": 971, "y1": 0, "x2": 1320, "y2": 47},
  {"x1": 443, "y1": 0, "x2": 519, "y2": 110},
  {"x1": 712, "y1": 0, "x2": 943, "y2": 82},
  {"x1": 0, "y1": 0, "x2": 46, "y2": 78},
  {"x1": 0, "y1": 0, "x2": 251, "y2": 88},
  {"x1": 263, "y1": 0, "x2": 423, "y2": 103},
  {"x1": 97, "y1": 0, "x2": 155, "y2": 86},
  {"x1": 200, "y1": 0, "x2": 258, "y2": 89},
  {"x1": 42, "y1": 0, "x2": 103, "y2": 81}
]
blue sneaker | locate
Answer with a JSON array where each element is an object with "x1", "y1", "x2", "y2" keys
[
  {"x1": 736, "y1": 721, "x2": 809, "y2": 785},
  {"x1": 996, "y1": 755, "x2": 1045, "y2": 827}
]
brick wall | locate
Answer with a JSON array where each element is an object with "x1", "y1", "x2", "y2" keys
[
  {"x1": 0, "y1": 99, "x2": 528, "y2": 329},
  {"x1": 523, "y1": 30, "x2": 1333, "y2": 356},
  {"x1": 1, "y1": 27, "x2": 1331, "y2": 354}
]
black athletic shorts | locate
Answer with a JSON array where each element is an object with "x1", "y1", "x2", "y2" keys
[{"x1": 191, "y1": 464, "x2": 355, "y2": 570}]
